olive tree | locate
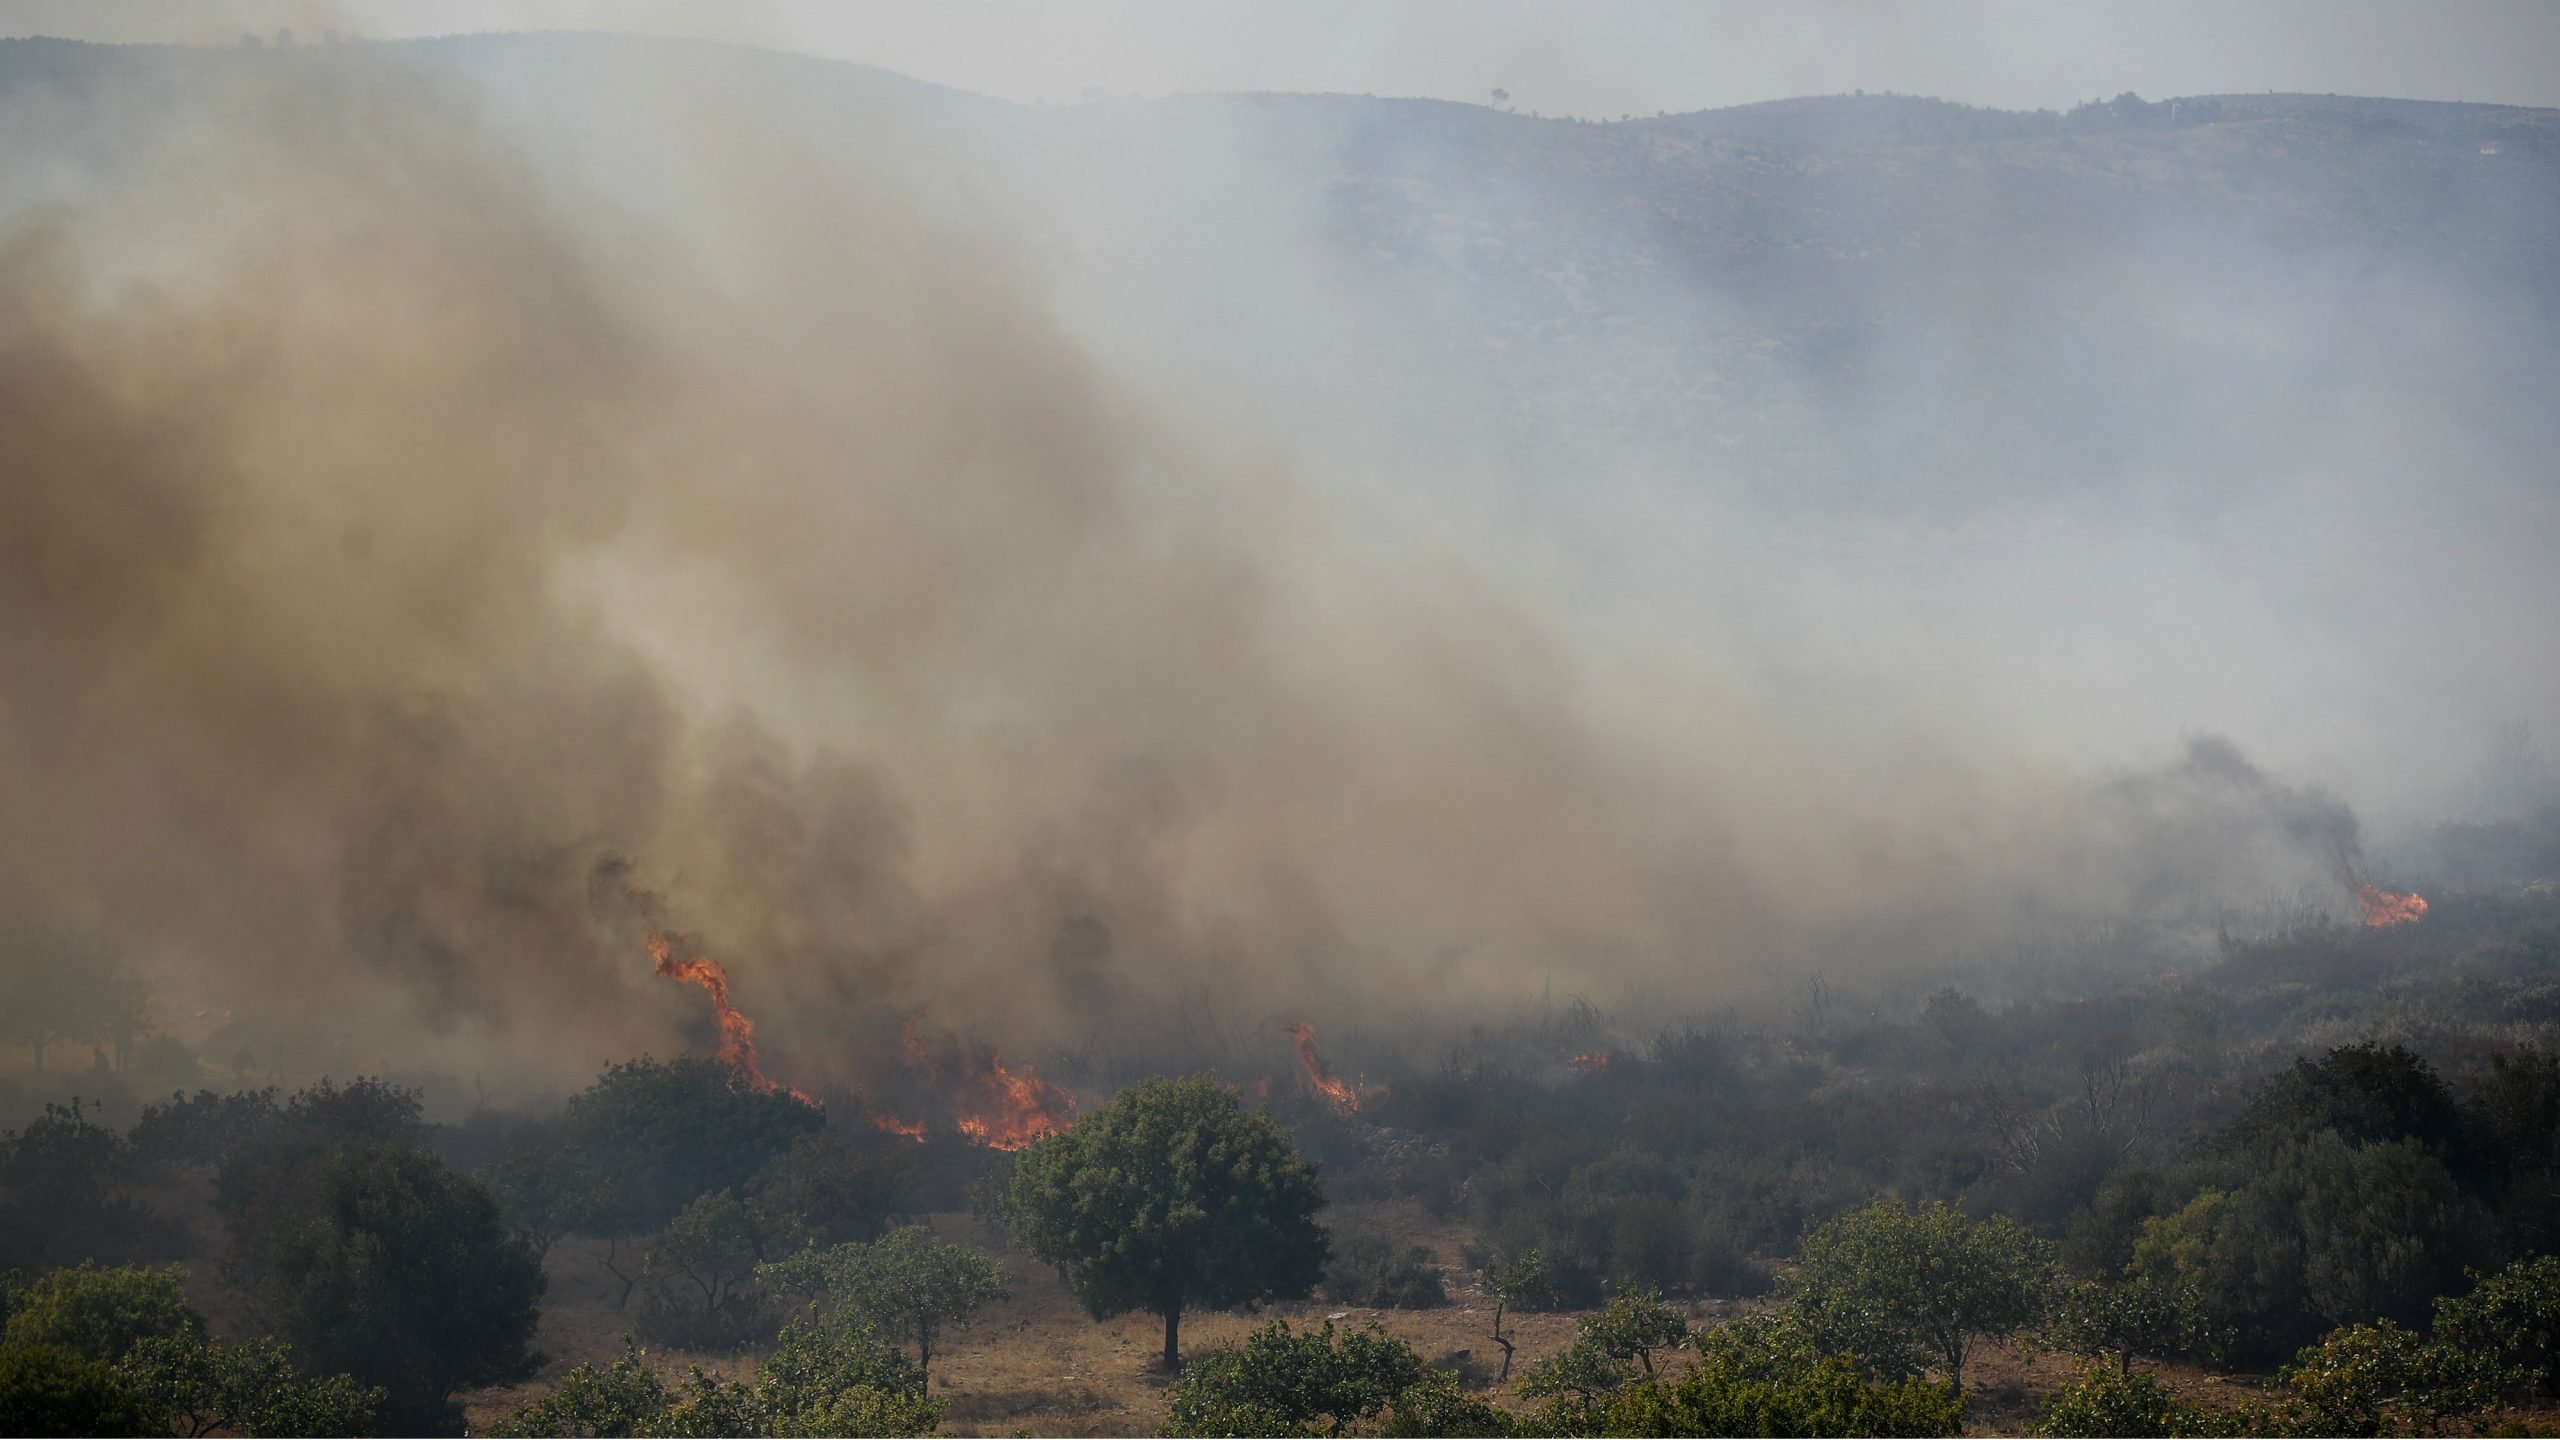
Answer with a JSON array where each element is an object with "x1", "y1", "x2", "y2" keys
[
  {"x1": 1001, "y1": 1073, "x2": 1326, "y2": 1369},
  {"x1": 1786, "y1": 1197, "x2": 2056, "y2": 1392},
  {"x1": 759, "y1": 1223, "x2": 1007, "y2": 1389}
]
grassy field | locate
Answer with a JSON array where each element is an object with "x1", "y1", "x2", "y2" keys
[{"x1": 452, "y1": 1199, "x2": 2270, "y2": 1438}]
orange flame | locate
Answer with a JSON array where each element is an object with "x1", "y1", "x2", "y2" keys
[
  {"x1": 647, "y1": 931, "x2": 812, "y2": 1102},
  {"x1": 1570, "y1": 1050, "x2": 1618, "y2": 1073},
  {"x1": 886, "y1": 1017, "x2": 1074, "y2": 1150},
  {"x1": 2355, "y1": 881, "x2": 2429, "y2": 927},
  {"x1": 1283, "y1": 1022, "x2": 1362, "y2": 1114}
]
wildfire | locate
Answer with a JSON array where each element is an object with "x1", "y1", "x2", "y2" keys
[
  {"x1": 2355, "y1": 880, "x2": 2430, "y2": 928},
  {"x1": 881, "y1": 1017, "x2": 1075, "y2": 1150},
  {"x1": 1282, "y1": 1022, "x2": 1363, "y2": 1114},
  {"x1": 1570, "y1": 1050, "x2": 1618, "y2": 1073},
  {"x1": 646, "y1": 931, "x2": 812, "y2": 1102}
]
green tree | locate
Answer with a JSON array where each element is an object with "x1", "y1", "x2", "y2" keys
[
  {"x1": 1786, "y1": 1198, "x2": 2056, "y2": 1392},
  {"x1": 2267, "y1": 1318, "x2": 2509, "y2": 1438},
  {"x1": 482, "y1": 1145, "x2": 607, "y2": 1260},
  {"x1": 225, "y1": 1143, "x2": 544, "y2": 1433},
  {"x1": 0, "y1": 1103, "x2": 170, "y2": 1271},
  {"x1": 1479, "y1": 1249, "x2": 1553, "y2": 1383},
  {"x1": 1520, "y1": 1290, "x2": 1692, "y2": 1401},
  {"x1": 635, "y1": 1190, "x2": 801, "y2": 1352},
  {"x1": 1002, "y1": 1073, "x2": 1327, "y2": 1369},
  {"x1": 2432, "y1": 1253, "x2": 2560, "y2": 1398},
  {"x1": 121, "y1": 1332, "x2": 385, "y2": 1437},
  {"x1": 758, "y1": 1223, "x2": 1006, "y2": 1389},
  {"x1": 0, "y1": 1261, "x2": 198, "y2": 1360},
  {"x1": 564, "y1": 1058, "x2": 826, "y2": 1237},
  {"x1": 747, "y1": 1130, "x2": 915, "y2": 1247},
  {"x1": 0, "y1": 1343, "x2": 155, "y2": 1435},
  {"x1": 2046, "y1": 1273, "x2": 2228, "y2": 1376},
  {"x1": 1160, "y1": 1319, "x2": 1429, "y2": 1437}
]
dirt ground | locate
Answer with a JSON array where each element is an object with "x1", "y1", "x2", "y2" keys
[{"x1": 453, "y1": 1198, "x2": 2278, "y2": 1438}]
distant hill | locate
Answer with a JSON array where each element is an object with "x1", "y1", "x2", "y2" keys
[{"x1": 4, "y1": 33, "x2": 2554, "y2": 503}]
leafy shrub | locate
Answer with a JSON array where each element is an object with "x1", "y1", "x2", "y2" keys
[
  {"x1": 1377, "y1": 1369, "x2": 1517, "y2": 1437},
  {"x1": 0, "y1": 1261, "x2": 198, "y2": 1360},
  {"x1": 2267, "y1": 1318, "x2": 2509, "y2": 1437},
  {"x1": 1537, "y1": 1314, "x2": 1964, "y2": 1439},
  {"x1": 494, "y1": 1319, "x2": 937, "y2": 1438},
  {"x1": 2033, "y1": 1364, "x2": 2225, "y2": 1437},
  {"x1": 0, "y1": 1342, "x2": 155, "y2": 1435},
  {"x1": 1321, "y1": 1226, "x2": 1448, "y2": 1309},
  {"x1": 2431, "y1": 1253, "x2": 2560, "y2": 1398},
  {"x1": 120, "y1": 1332, "x2": 385, "y2": 1437},
  {"x1": 1160, "y1": 1319, "x2": 1429, "y2": 1437},
  {"x1": 0, "y1": 1100, "x2": 174, "y2": 1270}
]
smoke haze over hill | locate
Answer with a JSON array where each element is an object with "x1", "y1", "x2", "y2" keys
[{"x1": 0, "y1": 33, "x2": 2554, "y2": 1099}]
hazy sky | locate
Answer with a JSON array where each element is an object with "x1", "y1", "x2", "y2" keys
[{"x1": 7, "y1": 0, "x2": 2557, "y2": 116}]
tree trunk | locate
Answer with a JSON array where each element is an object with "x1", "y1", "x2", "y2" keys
[
  {"x1": 1492, "y1": 1302, "x2": 1515, "y2": 1381},
  {"x1": 602, "y1": 1235, "x2": 638, "y2": 1310},
  {"x1": 1162, "y1": 1305, "x2": 1183, "y2": 1371}
]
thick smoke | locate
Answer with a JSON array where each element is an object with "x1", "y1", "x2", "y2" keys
[{"x1": 0, "y1": 40, "x2": 2527, "y2": 1099}]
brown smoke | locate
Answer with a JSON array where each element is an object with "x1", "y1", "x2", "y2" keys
[{"x1": 0, "y1": 42, "x2": 2434, "y2": 1098}]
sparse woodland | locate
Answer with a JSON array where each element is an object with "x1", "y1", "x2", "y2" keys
[{"x1": 4, "y1": 28, "x2": 2560, "y2": 1440}]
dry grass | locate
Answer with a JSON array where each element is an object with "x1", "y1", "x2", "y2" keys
[{"x1": 460, "y1": 1200, "x2": 1590, "y2": 1437}]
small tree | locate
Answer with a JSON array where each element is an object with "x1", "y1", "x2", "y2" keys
[
  {"x1": 481, "y1": 1144, "x2": 606, "y2": 1260},
  {"x1": 2034, "y1": 1363, "x2": 2217, "y2": 1438},
  {"x1": 2271, "y1": 1318, "x2": 2510, "y2": 1437},
  {"x1": 1787, "y1": 1198, "x2": 2057, "y2": 1392},
  {"x1": 1002, "y1": 1073, "x2": 1326, "y2": 1369},
  {"x1": 1480, "y1": 1249, "x2": 1552, "y2": 1382},
  {"x1": 636, "y1": 1190, "x2": 800, "y2": 1351},
  {"x1": 758, "y1": 1223, "x2": 1006, "y2": 1389},
  {"x1": 1520, "y1": 1289, "x2": 1692, "y2": 1401},
  {"x1": 2047, "y1": 1273, "x2": 2228, "y2": 1376}
]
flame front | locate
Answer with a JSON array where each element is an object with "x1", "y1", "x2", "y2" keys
[
  {"x1": 878, "y1": 1017, "x2": 1074, "y2": 1150},
  {"x1": 1570, "y1": 1050, "x2": 1618, "y2": 1073},
  {"x1": 2355, "y1": 881, "x2": 2430, "y2": 927},
  {"x1": 646, "y1": 931, "x2": 811, "y2": 1101},
  {"x1": 1283, "y1": 1022, "x2": 1362, "y2": 1114}
]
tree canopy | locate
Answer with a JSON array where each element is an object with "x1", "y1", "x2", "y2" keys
[{"x1": 1002, "y1": 1073, "x2": 1327, "y2": 1368}]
